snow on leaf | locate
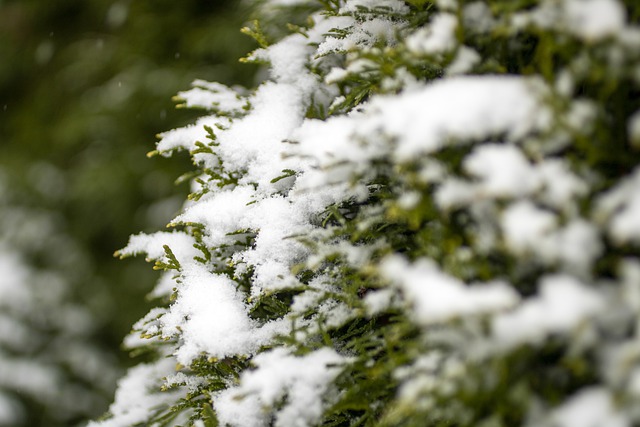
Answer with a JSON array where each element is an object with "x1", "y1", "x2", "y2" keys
[
  {"x1": 381, "y1": 256, "x2": 519, "y2": 324},
  {"x1": 215, "y1": 348, "x2": 345, "y2": 427},
  {"x1": 492, "y1": 275, "x2": 605, "y2": 350}
]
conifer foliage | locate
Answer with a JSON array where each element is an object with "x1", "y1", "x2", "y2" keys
[{"x1": 95, "y1": 0, "x2": 640, "y2": 426}]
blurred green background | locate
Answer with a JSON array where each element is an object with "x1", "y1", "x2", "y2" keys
[{"x1": 0, "y1": 0, "x2": 257, "y2": 425}]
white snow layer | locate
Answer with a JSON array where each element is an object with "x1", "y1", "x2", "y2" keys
[
  {"x1": 516, "y1": 0, "x2": 626, "y2": 42},
  {"x1": 407, "y1": 13, "x2": 458, "y2": 55},
  {"x1": 86, "y1": 359, "x2": 181, "y2": 427},
  {"x1": 563, "y1": 0, "x2": 626, "y2": 41},
  {"x1": 175, "y1": 80, "x2": 248, "y2": 113},
  {"x1": 596, "y1": 166, "x2": 640, "y2": 245},
  {"x1": 493, "y1": 275, "x2": 604, "y2": 349},
  {"x1": 292, "y1": 75, "x2": 548, "y2": 171},
  {"x1": 215, "y1": 348, "x2": 345, "y2": 427},
  {"x1": 550, "y1": 388, "x2": 629, "y2": 427},
  {"x1": 381, "y1": 256, "x2": 519, "y2": 324},
  {"x1": 161, "y1": 265, "x2": 288, "y2": 365},
  {"x1": 340, "y1": 0, "x2": 409, "y2": 14}
]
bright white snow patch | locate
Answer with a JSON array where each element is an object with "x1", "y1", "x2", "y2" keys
[
  {"x1": 175, "y1": 80, "x2": 248, "y2": 113},
  {"x1": 0, "y1": 393, "x2": 21, "y2": 425},
  {"x1": 119, "y1": 231, "x2": 199, "y2": 265},
  {"x1": 551, "y1": 387, "x2": 629, "y2": 427},
  {"x1": 317, "y1": 17, "x2": 402, "y2": 55},
  {"x1": 596, "y1": 166, "x2": 640, "y2": 245},
  {"x1": 407, "y1": 13, "x2": 458, "y2": 55},
  {"x1": 292, "y1": 76, "x2": 548, "y2": 199},
  {"x1": 340, "y1": 0, "x2": 409, "y2": 14},
  {"x1": 213, "y1": 82, "x2": 309, "y2": 189},
  {"x1": 160, "y1": 265, "x2": 287, "y2": 365},
  {"x1": 563, "y1": 0, "x2": 626, "y2": 41},
  {"x1": 173, "y1": 186, "x2": 255, "y2": 248},
  {"x1": 520, "y1": 0, "x2": 626, "y2": 42},
  {"x1": 381, "y1": 256, "x2": 519, "y2": 324},
  {"x1": 501, "y1": 201, "x2": 557, "y2": 255},
  {"x1": 156, "y1": 115, "x2": 230, "y2": 155},
  {"x1": 536, "y1": 158, "x2": 587, "y2": 210},
  {"x1": 446, "y1": 46, "x2": 481, "y2": 75},
  {"x1": 215, "y1": 348, "x2": 345, "y2": 427},
  {"x1": 463, "y1": 143, "x2": 540, "y2": 198},
  {"x1": 493, "y1": 275, "x2": 604, "y2": 349},
  {"x1": 360, "y1": 76, "x2": 548, "y2": 160},
  {"x1": 86, "y1": 359, "x2": 180, "y2": 427}
]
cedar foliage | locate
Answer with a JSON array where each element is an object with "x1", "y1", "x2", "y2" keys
[{"x1": 98, "y1": 1, "x2": 640, "y2": 426}]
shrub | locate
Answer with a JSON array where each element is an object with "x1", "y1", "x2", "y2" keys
[{"x1": 95, "y1": 0, "x2": 640, "y2": 426}]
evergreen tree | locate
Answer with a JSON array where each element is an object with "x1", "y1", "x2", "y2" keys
[{"x1": 95, "y1": 0, "x2": 640, "y2": 426}]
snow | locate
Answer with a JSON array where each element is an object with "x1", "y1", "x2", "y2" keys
[
  {"x1": 519, "y1": 0, "x2": 626, "y2": 42},
  {"x1": 0, "y1": 249, "x2": 31, "y2": 308},
  {"x1": 462, "y1": 2, "x2": 494, "y2": 34},
  {"x1": 536, "y1": 158, "x2": 587, "y2": 210},
  {"x1": 119, "y1": 231, "x2": 199, "y2": 265},
  {"x1": 148, "y1": 272, "x2": 177, "y2": 298},
  {"x1": 446, "y1": 46, "x2": 480, "y2": 75},
  {"x1": 492, "y1": 275, "x2": 605, "y2": 349},
  {"x1": 156, "y1": 115, "x2": 230, "y2": 155},
  {"x1": 551, "y1": 388, "x2": 629, "y2": 427},
  {"x1": 563, "y1": 0, "x2": 626, "y2": 41},
  {"x1": 290, "y1": 276, "x2": 332, "y2": 314},
  {"x1": 363, "y1": 288, "x2": 397, "y2": 315},
  {"x1": 256, "y1": 33, "x2": 316, "y2": 88},
  {"x1": 86, "y1": 359, "x2": 181, "y2": 427},
  {"x1": 397, "y1": 191, "x2": 421, "y2": 209},
  {"x1": 173, "y1": 186, "x2": 255, "y2": 247},
  {"x1": 620, "y1": 260, "x2": 640, "y2": 313},
  {"x1": 160, "y1": 265, "x2": 288, "y2": 364},
  {"x1": 291, "y1": 75, "x2": 549, "y2": 203},
  {"x1": 215, "y1": 348, "x2": 345, "y2": 427},
  {"x1": 175, "y1": 81, "x2": 248, "y2": 113},
  {"x1": 381, "y1": 256, "x2": 519, "y2": 324},
  {"x1": 436, "y1": 150, "x2": 586, "y2": 214},
  {"x1": 325, "y1": 67, "x2": 349, "y2": 84},
  {"x1": 361, "y1": 76, "x2": 548, "y2": 160},
  {"x1": 237, "y1": 195, "x2": 314, "y2": 293},
  {"x1": 596, "y1": 166, "x2": 640, "y2": 245},
  {"x1": 317, "y1": 17, "x2": 402, "y2": 56},
  {"x1": 406, "y1": 13, "x2": 458, "y2": 55},
  {"x1": 628, "y1": 366, "x2": 640, "y2": 397},
  {"x1": 213, "y1": 82, "x2": 309, "y2": 189},
  {"x1": 501, "y1": 201, "x2": 557, "y2": 255},
  {"x1": 0, "y1": 356, "x2": 60, "y2": 402},
  {"x1": 434, "y1": 178, "x2": 476, "y2": 210},
  {"x1": 340, "y1": 0, "x2": 409, "y2": 14},
  {"x1": 551, "y1": 220, "x2": 603, "y2": 273},
  {"x1": 501, "y1": 212, "x2": 601, "y2": 273},
  {"x1": 0, "y1": 392, "x2": 21, "y2": 425},
  {"x1": 463, "y1": 143, "x2": 540, "y2": 198}
]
